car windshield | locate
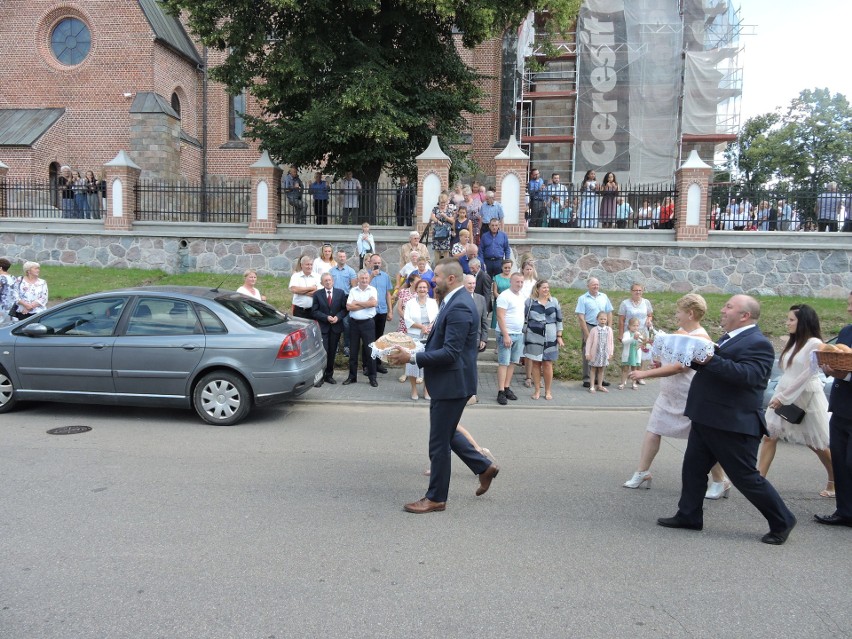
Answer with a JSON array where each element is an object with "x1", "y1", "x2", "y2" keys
[{"x1": 216, "y1": 296, "x2": 288, "y2": 328}]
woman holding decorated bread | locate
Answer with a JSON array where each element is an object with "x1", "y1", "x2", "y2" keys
[
  {"x1": 624, "y1": 293, "x2": 730, "y2": 496},
  {"x1": 759, "y1": 304, "x2": 834, "y2": 497},
  {"x1": 403, "y1": 279, "x2": 439, "y2": 400}
]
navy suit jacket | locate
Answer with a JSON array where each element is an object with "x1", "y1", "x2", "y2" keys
[
  {"x1": 417, "y1": 287, "x2": 479, "y2": 400},
  {"x1": 311, "y1": 288, "x2": 347, "y2": 334},
  {"x1": 685, "y1": 326, "x2": 774, "y2": 437},
  {"x1": 828, "y1": 324, "x2": 852, "y2": 420}
]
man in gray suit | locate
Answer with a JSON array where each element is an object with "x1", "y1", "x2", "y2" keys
[{"x1": 464, "y1": 274, "x2": 489, "y2": 352}]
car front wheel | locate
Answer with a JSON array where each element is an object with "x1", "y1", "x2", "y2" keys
[
  {"x1": 0, "y1": 368, "x2": 19, "y2": 414},
  {"x1": 193, "y1": 371, "x2": 251, "y2": 426}
]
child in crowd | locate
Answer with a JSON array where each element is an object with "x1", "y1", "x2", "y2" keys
[
  {"x1": 585, "y1": 310, "x2": 614, "y2": 393},
  {"x1": 619, "y1": 317, "x2": 643, "y2": 390},
  {"x1": 356, "y1": 222, "x2": 375, "y2": 270}
]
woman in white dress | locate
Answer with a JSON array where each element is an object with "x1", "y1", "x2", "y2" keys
[
  {"x1": 623, "y1": 294, "x2": 729, "y2": 495},
  {"x1": 618, "y1": 282, "x2": 654, "y2": 374},
  {"x1": 403, "y1": 280, "x2": 438, "y2": 400},
  {"x1": 237, "y1": 269, "x2": 266, "y2": 302},
  {"x1": 577, "y1": 169, "x2": 598, "y2": 228},
  {"x1": 312, "y1": 243, "x2": 335, "y2": 277},
  {"x1": 759, "y1": 304, "x2": 834, "y2": 497}
]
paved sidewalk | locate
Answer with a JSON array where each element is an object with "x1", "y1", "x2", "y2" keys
[{"x1": 302, "y1": 364, "x2": 657, "y2": 410}]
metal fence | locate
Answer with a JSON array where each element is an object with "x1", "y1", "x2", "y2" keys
[
  {"x1": 0, "y1": 178, "x2": 67, "y2": 218},
  {"x1": 526, "y1": 183, "x2": 678, "y2": 229},
  {"x1": 707, "y1": 184, "x2": 852, "y2": 231},
  {"x1": 278, "y1": 182, "x2": 411, "y2": 226},
  {"x1": 135, "y1": 179, "x2": 251, "y2": 223}
]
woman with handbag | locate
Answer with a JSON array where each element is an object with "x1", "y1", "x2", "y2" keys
[
  {"x1": 759, "y1": 304, "x2": 834, "y2": 497},
  {"x1": 429, "y1": 193, "x2": 455, "y2": 260}
]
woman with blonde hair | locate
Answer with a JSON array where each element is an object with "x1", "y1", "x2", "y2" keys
[
  {"x1": 13, "y1": 261, "x2": 48, "y2": 320},
  {"x1": 624, "y1": 293, "x2": 730, "y2": 496},
  {"x1": 237, "y1": 269, "x2": 266, "y2": 302}
]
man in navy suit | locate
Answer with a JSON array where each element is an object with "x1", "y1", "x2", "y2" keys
[
  {"x1": 815, "y1": 291, "x2": 852, "y2": 527},
  {"x1": 311, "y1": 273, "x2": 347, "y2": 386},
  {"x1": 658, "y1": 295, "x2": 797, "y2": 544},
  {"x1": 388, "y1": 260, "x2": 499, "y2": 513}
]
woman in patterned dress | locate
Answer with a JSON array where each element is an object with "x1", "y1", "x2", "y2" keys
[{"x1": 523, "y1": 280, "x2": 564, "y2": 400}]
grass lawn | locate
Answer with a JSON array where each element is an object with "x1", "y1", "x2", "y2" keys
[{"x1": 36, "y1": 264, "x2": 851, "y2": 381}]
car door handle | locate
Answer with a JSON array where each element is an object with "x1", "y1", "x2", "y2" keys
[
  {"x1": 91, "y1": 343, "x2": 109, "y2": 350},
  {"x1": 181, "y1": 344, "x2": 200, "y2": 351}
]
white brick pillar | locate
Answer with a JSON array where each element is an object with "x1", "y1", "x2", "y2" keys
[{"x1": 103, "y1": 150, "x2": 141, "y2": 232}]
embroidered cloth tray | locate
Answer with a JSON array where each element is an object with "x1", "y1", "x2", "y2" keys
[{"x1": 650, "y1": 331, "x2": 715, "y2": 367}]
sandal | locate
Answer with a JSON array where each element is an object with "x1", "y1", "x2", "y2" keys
[
  {"x1": 545, "y1": 393, "x2": 553, "y2": 400},
  {"x1": 597, "y1": 386, "x2": 609, "y2": 393},
  {"x1": 820, "y1": 481, "x2": 836, "y2": 498},
  {"x1": 632, "y1": 382, "x2": 639, "y2": 390},
  {"x1": 589, "y1": 387, "x2": 596, "y2": 393},
  {"x1": 617, "y1": 383, "x2": 625, "y2": 390},
  {"x1": 531, "y1": 392, "x2": 540, "y2": 400},
  {"x1": 524, "y1": 378, "x2": 533, "y2": 388}
]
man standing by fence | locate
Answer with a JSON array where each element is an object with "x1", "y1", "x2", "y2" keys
[
  {"x1": 527, "y1": 168, "x2": 546, "y2": 228},
  {"x1": 340, "y1": 171, "x2": 362, "y2": 225},
  {"x1": 816, "y1": 182, "x2": 842, "y2": 232},
  {"x1": 395, "y1": 176, "x2": 416, "y2": 227},
  {"x1": 282, "y1": 166, "x2": 307, "y2": 224}
]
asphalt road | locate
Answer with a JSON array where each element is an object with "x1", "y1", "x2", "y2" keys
[{"x1": 1, "y1": 401, "x2": 849, "y2": 639}]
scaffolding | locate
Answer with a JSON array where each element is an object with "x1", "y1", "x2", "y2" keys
[{"x1": 516, "y1": 0, "x2": 750, "y2": 184}]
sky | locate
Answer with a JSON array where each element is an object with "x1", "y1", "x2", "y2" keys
[{"x1": 738, "y1": 0, "x2": 852, "y2": 122}]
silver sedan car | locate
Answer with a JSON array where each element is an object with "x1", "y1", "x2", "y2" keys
[{"x1": 0, "y1": 286, "x2": 325, "y2": 425}]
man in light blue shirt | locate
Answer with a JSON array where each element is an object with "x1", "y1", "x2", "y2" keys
[
  {"x1": 331, "y1": 249, "x2": 357, "y2": 355},
  {"x1": 479, "y1": 192, "x2": 504, "y2": 225},
  {"x1": 545, "y1": 173, "x2": 569, "y2": 227},
  {"x1": 575, "y1": 277, "x2": 613, "y2": 387}
]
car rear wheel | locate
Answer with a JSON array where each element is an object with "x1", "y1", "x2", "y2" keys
[
  {"x1": 193, "y1": 371, "x2": 251, "y2": 426},
  {"x1": 0, "y1": 368, "x2": 19, "y2": 413}
]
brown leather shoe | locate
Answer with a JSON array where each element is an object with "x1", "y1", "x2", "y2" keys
[
  {"x1": 476, "y1": 464, "x2": 500, "y2": 496},
  {"x1": 403, "y1": 498, "x2": 446, "y2": 514}
]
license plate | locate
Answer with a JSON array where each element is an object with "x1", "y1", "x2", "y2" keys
[{"x1": 314, "y1": 370, "x2": 323, "y2": 384}]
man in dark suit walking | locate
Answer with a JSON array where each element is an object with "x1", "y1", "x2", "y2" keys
[
  {"x1": 470, "y1": 258, "x2": 493, "y2": 317},
  {"x1": 388, "y1": 260, "x2": 499, "y2": 513},
  {"x1": 311, "y1": 273, "x2": 347, "y2": 386},
  {"x1": 658, "y1": 295, "x2": 797, "y2": 544},
  {"x1": 815, "y1": 291, "x2": 852, "y2": 527}
]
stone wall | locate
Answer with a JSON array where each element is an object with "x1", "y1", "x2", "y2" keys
[{"x1": 0, "y1": 222, "x2": 850, "y2": 298}]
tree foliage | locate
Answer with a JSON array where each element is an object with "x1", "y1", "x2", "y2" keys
[
  {"x1": 728, "y1": 88, "x2": 852, "y2": 190},
  {"x1": 163, "y1": 0, "x2": 581, "y2": 182}
]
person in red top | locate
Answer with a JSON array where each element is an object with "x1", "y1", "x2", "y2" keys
[{"x1": 658, "y1": 196, "x2": 675, "y2": 229}]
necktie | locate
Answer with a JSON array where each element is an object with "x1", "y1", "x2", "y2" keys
[
  {"x1": 717, "y1": 332, "x2": 731, "y2": 347},
  {"x1": 327, "y1": 291, "x2": 332, "y2": 307}
]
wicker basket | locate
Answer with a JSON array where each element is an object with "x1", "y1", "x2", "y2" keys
[{"x1": 816, "y1": 350, "x2": 852, "y2": 370}]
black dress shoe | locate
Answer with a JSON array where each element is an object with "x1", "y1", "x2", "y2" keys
[
  {"x1": 376, "y1": 365, "x2": 389, "y2": 374},
  {"x1": 602, "y1": 380, "x2": 611, "y2": 387},
  {"x1": 323, "y1": 376, "x2": 337, "y2": 384},
  {"x1": 813, "y1": 513, "x2": 852, "y2": 527},
  {"x1": 362, "y1": 368, "x2": 369, "y2": 376},
  {"x1": 762, "y1": 518, "x2": 796, "y2": 545},
  {"x1": 369, "y1": 378, "x2": 378, "y2": 387},
  {"x1": 342, "y1": 377, "x2": 357, "y2": 385},
  {"x1": 582, "y1": 381, "x2": 591, "y2": 388},
  {"x1": 657, "y1": 516, "x2": 703, "y2": 531},
  {"x1": 314, "y1": 379, "x2": 324, "y2": 388}
]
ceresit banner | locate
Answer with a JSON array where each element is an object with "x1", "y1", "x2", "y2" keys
[{"x1": 574, "y1": 0, "x2": 631, "y2": 181}]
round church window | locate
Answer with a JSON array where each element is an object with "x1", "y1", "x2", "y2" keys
[{"x1": 50, "y1": 18, "x2": 91, "y2": 66}]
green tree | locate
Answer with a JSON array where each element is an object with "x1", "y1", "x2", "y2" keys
[
  {"x1": 163, "y1": 0, "x2": 581, "y2": 183},
  {"x1": 726, "y1": 112, "x2": 780, "y2": 188},
  {"x1": 775, "y1": 88, "x2": 852, "y2": 191}
]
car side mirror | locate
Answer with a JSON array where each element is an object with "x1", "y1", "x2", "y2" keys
[{"x1": 21, "y1": 323, "x2": 49, "y2": 337}]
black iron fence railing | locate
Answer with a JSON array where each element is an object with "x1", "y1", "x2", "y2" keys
[
  {"x1": 707, "y1": 184, "x2": 852, "y2": 231},
  {"x1": 526, "y1": 183, "x2": 678, "y2": 229},
  {"x1": 0, "y1": 178, "x2": 101, "y2": 219},
  {"x1": 278, "y1": 182, "x2": 413, "y2": 226},
  {"x1": 135, "y1": 179, "x2": 251, "y2": 223}
]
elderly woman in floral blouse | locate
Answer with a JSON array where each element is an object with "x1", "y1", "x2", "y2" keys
[{"x1": 13, "y1": 261, "x2": 48, "y2": 320}]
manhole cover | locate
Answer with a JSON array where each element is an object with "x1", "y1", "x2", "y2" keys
[{"x1": 47, "y1": 425, "x2": 92, "y2": 435}]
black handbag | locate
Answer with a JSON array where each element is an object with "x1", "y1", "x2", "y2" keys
[{"x1": 774, "y1": 404, "x2": 805, "y2": 424}]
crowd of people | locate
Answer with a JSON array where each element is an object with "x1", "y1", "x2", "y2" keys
[{"x1": 58, "y1": 165, "x2": 105, "y2": 220}]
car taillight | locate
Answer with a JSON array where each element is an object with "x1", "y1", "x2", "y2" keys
[{"x1": 277, "y1": 328, "x2": 307, "y2": 359}]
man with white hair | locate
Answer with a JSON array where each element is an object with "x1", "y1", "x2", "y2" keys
[{"x1": 479, "y1": 191, "x2": 504, "y2": 225}]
